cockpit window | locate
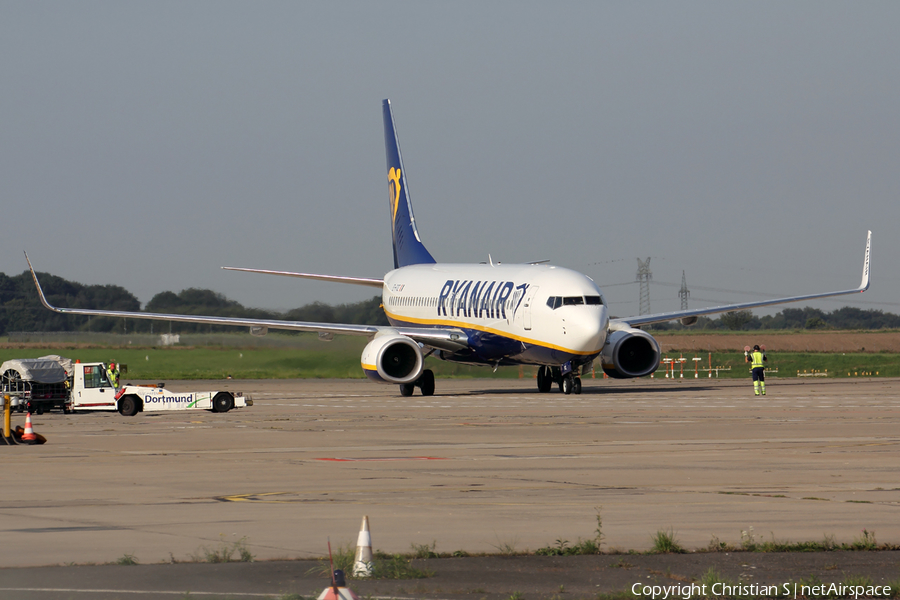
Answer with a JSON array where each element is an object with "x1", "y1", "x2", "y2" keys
[{"x1": 547, "y1": 295, "x2": 604, "y2": 309}]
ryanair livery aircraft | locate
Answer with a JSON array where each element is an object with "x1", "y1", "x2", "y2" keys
[{"x1": 28, "y1": 100, "x2": 872, "y2": 396}]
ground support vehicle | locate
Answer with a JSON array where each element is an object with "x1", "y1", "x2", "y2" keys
[
  {"x1": 112, "y1": 383, "x2": 251, "y2": 416},
  {"x1": 2, "y1": 357, "x2": 250, "y2": 416},
  {"x1": 69, "y1": 361, "x2": 251, "y2": 416}
]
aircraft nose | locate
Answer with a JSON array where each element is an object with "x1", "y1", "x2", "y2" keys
[{"x1": 568, "y1": 306, "x2": 608, "y2": 352}]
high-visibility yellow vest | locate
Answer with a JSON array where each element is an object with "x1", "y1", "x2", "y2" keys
[{"x1": 751, "y1": 351, "x2": 764, "y2": 368}]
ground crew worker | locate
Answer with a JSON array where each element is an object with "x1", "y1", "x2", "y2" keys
[
  {"x1": 745, "y1": 345, "x2": 767, "y2": 396},
  {"x1": 106, "y1": 361, "x2": 120, "y2": 388}
]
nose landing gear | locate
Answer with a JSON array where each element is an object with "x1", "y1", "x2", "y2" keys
[
  {"x1": 559, "y1": 373, "x2": 582, "y2": 395},
  {"x1": 536, "y1": 365, "x2": 582, "y2": 395}
]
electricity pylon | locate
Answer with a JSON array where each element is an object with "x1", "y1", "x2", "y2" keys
[
  {"x1": 679, "y1": 270, "x2": 690, "y2": 310},
  {"x1": 636, "y1": 258, "x2": 652, "y2": 315}
]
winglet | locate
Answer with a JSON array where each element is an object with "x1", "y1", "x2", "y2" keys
[
  {"x1": 859, "y1": 230, "x2": 871, "y2": 292},
  {"x1": 24, "y1": 252, "x2": 60, "y2": 312}
]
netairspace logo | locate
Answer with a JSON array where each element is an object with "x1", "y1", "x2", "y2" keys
[
  {"x1": 144, "y1": 394, "x2": 193, "y2": 404},
  {"x1": 631, "y1": 582, "x2": 893, "y2": 599}
]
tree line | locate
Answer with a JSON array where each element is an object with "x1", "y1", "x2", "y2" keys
[{"x1": 1, "y1": 270, "x2": 896, "y2": 335}]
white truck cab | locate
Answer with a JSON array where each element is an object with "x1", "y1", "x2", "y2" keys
[{"x1": 71, "y1": 363, "x2": 118, "y2": 410}]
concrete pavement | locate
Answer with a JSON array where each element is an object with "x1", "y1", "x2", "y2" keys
[{"x1": 0, "y1": 377, "x2": 897, "y2": 570}]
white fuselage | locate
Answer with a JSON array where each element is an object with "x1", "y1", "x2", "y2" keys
[{"x1": 381, "y1": 263, "x2": 609, "y2": 367}]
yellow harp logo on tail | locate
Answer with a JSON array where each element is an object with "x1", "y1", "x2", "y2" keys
[{"x1": 388, "y1": 167, "x2": 402, "y2": 223}]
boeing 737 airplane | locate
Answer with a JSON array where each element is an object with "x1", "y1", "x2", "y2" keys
[{"x1": 28, "y1": 99, "x2": 871, "y2": 398}]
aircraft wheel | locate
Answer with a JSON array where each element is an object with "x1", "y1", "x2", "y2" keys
[
  {"x1": 537, "y1": 366, "x2": 552, "y2": 393},
  {"x1": 561, "y1": 375, "x2": 574, "y2": 395},
  {"x1": 573, "y1": 377, "x2": 582, "y2": 395},
  {"x1": 419, "y1": 370, "x2": 435, "y2": 396},
  {"x1": 399, "y1": 383, "x2": 415, "y2": 397}
]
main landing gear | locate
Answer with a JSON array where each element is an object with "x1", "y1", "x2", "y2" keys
[
  {"x1": 399, "y1": 369, "x2": 435, "y2": 397},
  {"x1": 536, "y1": 365, "x2": 582, "y2": 395}
]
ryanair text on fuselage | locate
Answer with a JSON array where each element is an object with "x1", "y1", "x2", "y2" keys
[{"x1": 436, "y1": 280, "x2": 529, "y2": 319}]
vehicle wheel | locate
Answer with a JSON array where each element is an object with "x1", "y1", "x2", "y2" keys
[
  {"x1": 537, "y1": 366, "x2": 552, "y2": 393},
  {"x1": 419, "y1": 370, "x2": 435, "y2": 396},
  {"x1": 213, "y1": 392, "x2": 234, "y2": 413},
  {"x1": 399, "y1": 383, "x2": 415, "y2": 397},
  {"x1": 118, "y1": 396, "x2": 139, "y2": 417},
  {"x1": 561, "y1": 375, "x2": 573, "y2": 395},
  {"x1": 573, "y1": 377, "x2": 582, "y2": 395}
]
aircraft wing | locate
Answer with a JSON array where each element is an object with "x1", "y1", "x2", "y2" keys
[
  {"x1": 614, "y1": 230, "x2": 871, "y2": 329},
  {"x1": 221, "y1": 266, "x2": 384, "y2": 288},
  {"x1": 26, "y1": 255, "x2": 469, "y2": 351}
]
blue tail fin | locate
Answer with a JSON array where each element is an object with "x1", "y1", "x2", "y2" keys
[{"x1": 383, "y1": 99, "x2": 436, "y2": 269}]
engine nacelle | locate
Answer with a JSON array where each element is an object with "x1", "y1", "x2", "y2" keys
[
  {"x1": 360, "y1": 335, "x2": 424, "y2": 384},
  {"x1": 600, "y1": 327, "x2": 661, "y2": 379},
  {"x1": 680, "y1": 316, "x2": 698, "y2": 326}
]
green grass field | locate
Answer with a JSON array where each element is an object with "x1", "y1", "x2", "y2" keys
[
  {"x1": 0, "y1": 334, "x2": 524, "y2": 380},
  {"x1": 2, "y1": 333, "x2": 897, "y2": 380}
]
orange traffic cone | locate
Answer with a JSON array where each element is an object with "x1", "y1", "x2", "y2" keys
[{"x1": 22, "y1": 413, "x2": 37, "y2": 444}]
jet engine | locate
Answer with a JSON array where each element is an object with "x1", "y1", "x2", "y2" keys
[
  {"x1": 360, "y1": 335, "x2": 424, "y2": 384},
  {"x1": 600, "y1": 327, "x2": 661, "y2": 379}
]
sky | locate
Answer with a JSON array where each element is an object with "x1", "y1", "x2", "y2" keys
[{"x1": 2, "y1": 2, "x2": 898, "y2": 319}]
